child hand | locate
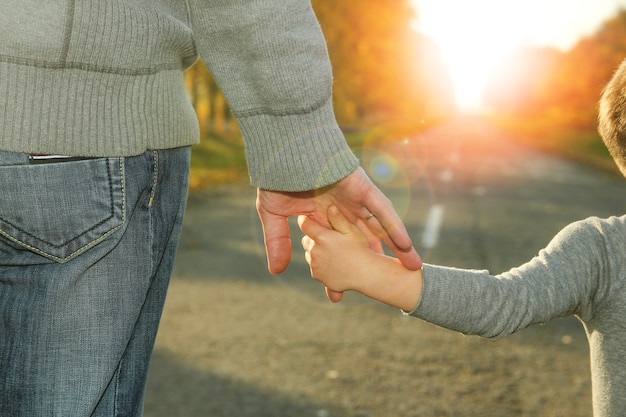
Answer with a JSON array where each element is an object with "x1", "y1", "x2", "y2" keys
[
  {"x1": 300, "y1": 204, "x2": 424, "y2": 310},
  {"x1": 298, "y1": 205, "x2": 376, "y2": 300}
]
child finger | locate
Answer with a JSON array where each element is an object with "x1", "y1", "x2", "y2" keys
[
  {"x1": 301, "y1": 235, "x2": 313, "y2": 252},
  {"x1": 297, "y1": 214, "x2": 327, "y2": 238}
]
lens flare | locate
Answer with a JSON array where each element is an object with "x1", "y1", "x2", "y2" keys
[
  {"x1": 361, "y1": 122, "x2": 429, "y2": 185},
  {"x1": 355, "y1": 122, "x2": 432, "y2": 220},
  {"x1": 369, "y1": 153, "x2": 402, "y2": 185}
]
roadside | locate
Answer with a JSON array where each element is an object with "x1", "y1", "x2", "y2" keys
[{"x1": 141, "y1": 116, "x2": 626, "y2": 416}]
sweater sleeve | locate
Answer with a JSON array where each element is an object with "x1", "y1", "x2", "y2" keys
[
  {"x1": 187, "y1": 0, "x2": 359, "y2": 191},
  {"x1": 407, "y1": 217, "x2": 624, "y2": 339}
]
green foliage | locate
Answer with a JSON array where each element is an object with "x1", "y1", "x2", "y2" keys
[
  {"x1": 190, "y1": 134, "x2": 246, "y2": 171},
  {"x1": 188, "y1": 131, "x2": 369, "y2": 190},
  {"x1": 189, "y1": 133, "x2": 248, "y2": 190}
]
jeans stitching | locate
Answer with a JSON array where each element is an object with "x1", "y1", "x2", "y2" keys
[
  {"x1": 2, "y1": 159, "x2": 116, "y2": 247},
  {"x1": 148, "y1": 151, "x2": 158, "y2": 208},
  {"x1": 113, "y1": 359, "x2": 122, "y2": 417},
  {"x1": 0, "y1": 158, "x2": 126, "y2": 262}
]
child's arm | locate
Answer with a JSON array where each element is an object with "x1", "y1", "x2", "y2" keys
[
  {"x1": 300, "y1": 206, "x2": 622, "y2": 340},
  {"x1": 298, "y1": 205, "x2": 423, "y2": 311}
]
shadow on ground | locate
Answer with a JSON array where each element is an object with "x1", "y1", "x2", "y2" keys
[{"x1": 145, "y1": 348, "x2": 346, "y2": 417}]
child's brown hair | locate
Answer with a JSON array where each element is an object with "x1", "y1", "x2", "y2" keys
[{"x1": 599, "y1": 58, "x2": 626, "y2": 177}]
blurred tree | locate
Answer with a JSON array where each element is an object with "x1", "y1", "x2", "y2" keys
[
  {"x1": 485, "y1": 8, "x2": 626, "y2": 129},
  {"x1": 550, "y1": 9, "x2": 626, "y2": 127},
  {"x1": 312, "y1": 0, "x2": 454, "y2": 126},
  {"x1": 184, "y1": 1, "x2": 454, "y2": 135},
  {"x1": 185, "y1": 60, "x2": 236, "y2": 136}
]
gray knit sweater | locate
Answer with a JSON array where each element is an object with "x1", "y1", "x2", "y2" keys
[
  {"x1": 0, "y1": 0, "x2": 358, "y2": 191},
  {"x1": 409, "y1": 215, "x2": 626, "y2": 417}
]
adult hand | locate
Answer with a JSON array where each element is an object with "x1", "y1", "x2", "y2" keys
[{"x1": 256, "y1": 167, "x2": 422, "y2": 285}]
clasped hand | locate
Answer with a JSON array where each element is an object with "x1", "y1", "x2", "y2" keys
[{"x1": 256, "y1": 167, "x2": 422, "y2": 302}]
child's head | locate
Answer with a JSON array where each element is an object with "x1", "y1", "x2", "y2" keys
[{"x1": 599, "y1": 59, "x2": 626, "y2": 177}]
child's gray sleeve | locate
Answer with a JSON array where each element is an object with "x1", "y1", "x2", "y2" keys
[{"x1": 406, "y1": 217, "x2": 620, "y2": 338}]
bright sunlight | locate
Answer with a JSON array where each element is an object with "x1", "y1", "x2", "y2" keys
[{"x1": 412, "y1": 0, "x2": 626, "y2": 112}]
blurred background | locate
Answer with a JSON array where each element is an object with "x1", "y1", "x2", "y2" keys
[
  {"x1": 145, "y1": 3, "x2": 626, "y2": 416},
  {"x1": 185, "y1": 0, "x2": 626, "y2": 188}
]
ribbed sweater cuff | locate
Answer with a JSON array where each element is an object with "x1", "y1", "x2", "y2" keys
[{"x1": 236, "y1": 98, "x2": 359, "y2": 191}]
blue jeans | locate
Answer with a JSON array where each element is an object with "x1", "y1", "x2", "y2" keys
[{"x1": 0, "y1": 147, "x2": 190, "y2": 416}]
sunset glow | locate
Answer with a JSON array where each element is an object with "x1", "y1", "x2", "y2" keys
[{"x1": 412, "y1": 0, "x2": 626, "y2": 111}]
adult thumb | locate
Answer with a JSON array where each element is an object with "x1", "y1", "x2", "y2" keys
[{"x1": 327, "y1": 205, "x2": 351, "y2": 234}]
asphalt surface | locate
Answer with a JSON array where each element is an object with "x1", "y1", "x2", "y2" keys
[{"x1": 144, "y1": 116, "x2": 626, "y2": 417}]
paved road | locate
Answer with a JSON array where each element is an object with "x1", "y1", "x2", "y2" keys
[{"x1": 144, "y1": 116, "x2": 626, "y2": 417}]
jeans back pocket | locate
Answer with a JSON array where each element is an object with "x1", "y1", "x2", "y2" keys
[{"x1": 0, "y1": 157, "x2": 125, "y2": 263}]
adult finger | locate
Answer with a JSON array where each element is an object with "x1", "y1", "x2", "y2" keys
[
  {"x1": 364, "y1": 192, "x2": 413, "y2": 251},
  {"x1": 363, "y1": 196, "x2": 422, "y2": 270},
  {"x1": 257, "y1": 208, "x2": 292, "y2": 274},
  {"x1": 370, "y1": 217, "x2": 422, "y2": 270}
]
